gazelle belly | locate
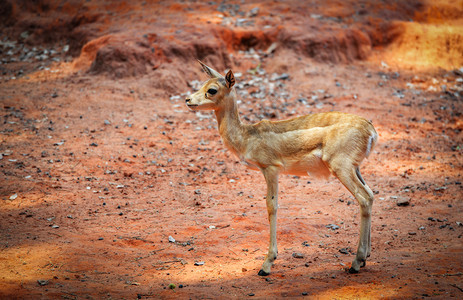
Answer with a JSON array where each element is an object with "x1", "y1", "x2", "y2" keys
[{"x1": 281, "y1": 149, "x2": 331, "y2": 179}]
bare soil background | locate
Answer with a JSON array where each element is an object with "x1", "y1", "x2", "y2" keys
[{"x1": 1, "y1": 0, "x2": 462, "y2": 299}]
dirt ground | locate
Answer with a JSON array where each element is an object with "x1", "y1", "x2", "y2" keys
[{"x1": 1, "y1": 0, "x2": 462, "y2": 299}]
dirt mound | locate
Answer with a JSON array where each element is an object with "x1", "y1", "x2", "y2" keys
[
  {"x1": 279, "y1": 26, "x2": 372, "y2": 63},
  {"x1": 73, "y1": 28, "x2": 234, "y2": 82},
  {"x1": 216, "y1": 26, "x2": 280, "y2": 51},
  {"x1": 0, "y1": 0, "x2": 101, "y2": 56},
  {"x1": 72, "y1": 24, "x2": 371, "y2": 80},
  {"x1": 81, "y1": 34, "x2": 160, "y2": 79}
]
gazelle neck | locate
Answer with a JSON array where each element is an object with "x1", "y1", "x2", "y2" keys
[{"x1": 214, "y1": 89, "x2": 247, "y2": 156}]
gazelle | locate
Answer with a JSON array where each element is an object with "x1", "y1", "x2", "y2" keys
[{"x1": 185, "y1": 61, "x2": 378, "y2": 276}]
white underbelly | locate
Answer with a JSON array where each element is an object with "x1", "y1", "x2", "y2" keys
[{"x1": 281, "y1": 150, "x2": 331, "y2": 179}]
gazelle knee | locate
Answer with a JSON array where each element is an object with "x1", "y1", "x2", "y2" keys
[{"x1": 358, "y1": 197, "x2": 373, "y2": 218}]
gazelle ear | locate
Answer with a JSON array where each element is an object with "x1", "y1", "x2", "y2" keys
[
  {"x1": 225, "y1": 70, "x2": 235, "y2": 89},
  {"x1": 197, "y1": 60, "x2": 223, "y2": 78}
]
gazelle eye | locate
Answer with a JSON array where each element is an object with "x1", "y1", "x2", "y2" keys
[{"x1": 207, "y1": 88, "x2": 217, "y2": 95}]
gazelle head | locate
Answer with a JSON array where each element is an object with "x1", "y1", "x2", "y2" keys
[{"x1": 185, "y1": 60, "x2": 235, "y2": 111}]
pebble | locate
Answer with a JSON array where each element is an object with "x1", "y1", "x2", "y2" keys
[
  {"x1": 395, "y1": 196, "x2": 410, "y2": 206},
  {"x1": 194, "y1": 261, "x2": 205, "y2": 266},
  {"x1": 271, "y1": 73, "x2": 290, "y2": 81},
  {"x1": 248, "y1": 7, "x2": 259, "y2": 17},
  {"x1": 168, "y1": 236, "x2": 176, "y2": 243},
  {"x1": 37, "y1": 280, "x2": 49, "y2": 286},
  {"x1": 339, "y1": 248, "x2": 349, "y2": 255},
  {"x1": 292, "y1": 252, "x2": 304, "y2": 259},
  {"x1": 326, "y1": 224, "x2": 340, "y2": 230}
]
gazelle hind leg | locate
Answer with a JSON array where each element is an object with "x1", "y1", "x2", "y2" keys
[
  {"x1": 356, "y1": 167, "x2": 372, "y2": 257},
  {"x1": 334, "y1": 166, "x2": 374, "y2": 273}
]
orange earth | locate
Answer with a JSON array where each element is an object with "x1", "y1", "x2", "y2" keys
[{"x1": 1, "y1": 0, "x2": 462, "y2": 299}]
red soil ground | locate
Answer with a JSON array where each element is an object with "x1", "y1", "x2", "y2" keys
[{"x1": 1, "y1": 0, "x2": 462, "y2": 299}]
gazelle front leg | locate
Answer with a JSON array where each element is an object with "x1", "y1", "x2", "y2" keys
[
  {"x1": 258, "y1": 166, "x2": 279, "y2": 276},
  {"x1": 333, "y1": 167, "x2": 374, "y2": 273}
]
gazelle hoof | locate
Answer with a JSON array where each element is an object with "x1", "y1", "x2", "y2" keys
[
  {"x1": 258, "y1": 269, "x2": 270, "y2": 276},
  {"x1": 348, "y1": 267, "x2": 359, "y2": 274}
]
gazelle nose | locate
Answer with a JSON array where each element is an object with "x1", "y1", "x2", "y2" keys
[{"x1": 185, "y1": 97, "x2": 191, "y2": 103}]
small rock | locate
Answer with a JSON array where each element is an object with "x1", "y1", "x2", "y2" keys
[
  {"x1": 168, "y1": 236, "x2": 176, "y2": 243},
  {"x1": 326, "y1": 224, "x2": 340, "y2": 230},
  {"x1": 292, "y1": 252, "x2": 304, "y2": 259},
  {"x1": 265, "y1": 42, "x2": 278, "y2": 55},
  {"x1": 194, "y1": 261, "x2": 205, "y2": 266},
  {"x1": 9, "y1": 194, "x2": 18, "y2": 200},
  {"x1": 104, "y1": 120, "x2": 111, "y2": 125},
  {"x1": 20, "y1": 31, "x2": 29, "y2": 39},
  {"x1": 408, "y1": 232, "x2": 417, "y2": 235},
  {"x1": 37, "y1": 280, "x2": 49, "y2": 286},
  {"x1": 248, "y1": 7, "x2": 259, "y2": 17},
  {"x1": 339, "y1": 248, "x2": 350, "y2": 255},
  {"x1": 396, "y1": 196, "x2": 410, "y2": 206},
  {"x1": 271, "y1": 73, "x2": 290, "y2": 81},
  {"x1": 90, "y1": 142, "x2": 98, "y2": 147}
]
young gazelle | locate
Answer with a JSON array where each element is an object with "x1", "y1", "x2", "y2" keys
[{"x1": 185, "y1": 61, "x2": 378, "y2": 276}]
